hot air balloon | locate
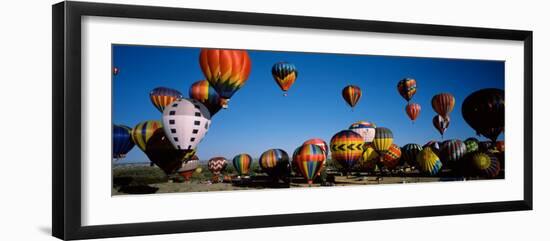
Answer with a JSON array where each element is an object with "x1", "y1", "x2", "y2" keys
[
  {"x1": 440, "y1": 139, "x2": 466, "y2": 166},
  {"x1": 342, "y1": 85, "x2": 362, "y2": 110},
  {"x1": 303, "y1": 138, "x2": 329, "y2": 157},
  {"x1": 272, "y1": 62, "x2": 298, "y2": 96},
  {"x1": 113, "y1": 124, "x2": 135, "y2": 159},
  {"x1": 495, "y1": 141, "x2": 505, "y2": 153},
  {"x1": 416, "y1": 147, "x2": 443, "y2": 176},
  {"x1": 149, "y1": 87, "x2": 183, "y2": 113},
  {"x1": 359, "y1": 144, "x2": 379, "y2": 172},
  {"x1": 372, "y1": 127, "x2": 393, "y2": 155},
  {"x1": 461, "y1": 88, "x2": 504, "y2": 143},
  {"x1": 293, "y1": 144, "x2": 326, "y2": 185},
  {"x1": 178, "y1": 155, "x2": 199, "y2": 181},
  {"x1": 348, "y1": 121, "x2": 376, "y2": 143},
  {"x1": 189, "y1": 80, "x2": 223, "y2": 117},
  {"x1": 464, "y1": 137, "x2": 479, "y2": 153},
  {"x1": 405, "y1": 103, "x2": 421, "y2": 123},
  {"x1": 433, "y1": 115, "x2": 450, "y2": 138},
  {"x1": 131, "y1": 120, "x2": 163, "y2": 153},
  {"x1": 470, "y1": 152, "x2": 501, "y2": 178},
  {"x1": 401, "y1": 143, "x2": 423, "y2": 167},
  {"x1": 431, "y1": 93, "x2": 455, "y2": 118},
  {"x1": 259, "y1": 149, "x2": 291, "y2": 179},
  {"x1": 233, "y1": 153, "x2": 252, "y2": 176},
  {"x1": 199, "y1": 49, "x2": 252, "y2": 108},
  {"x1": 208, "y1": 157, "x2": 228, "y2": 182},
  {"x1": 144, "y1": 130, "x2": 196, "y2": 175},
  {"x1": 162, "y1": 98, "x2": 211, "y2": 151},
  {"x1": 113, "y1": 66, "x2": 119, "y2": 76},
  {"x1": 330, "y1": 130, "x2": 364, "y2": 173},
  {"x1": 397, "y1": 78, "x2": 417, "y2": 102},
  {"x1": 423, "y1": 140, "x2": 441, "y2": 154},
  {"x1": 381, "y1": 144, "x2": 401, "y2": 170}
]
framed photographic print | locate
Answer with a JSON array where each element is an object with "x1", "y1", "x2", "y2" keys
[{"x1": 52, "y1": 1, "x2": 533, "y2": 240}]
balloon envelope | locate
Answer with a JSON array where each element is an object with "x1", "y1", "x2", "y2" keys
[
  {"x1": 162, "y1": 98, "x2": 211, "y2": 151},
  {"x1": 461, "y1": 88, "x2": 504, "y2": 143},
  {"x1": 342, "y1": 85, "x2": 362, "y2": 108},
  {"x1": 372, "y1": 127, "x2": 394, "y2": 155},
  {"x1": 189, "y1": 80, "x2": 223, "y2": 116},
  {"x1": 259, "y1": 149, "x2": 290, "y2": 179},
  {"x1": 401, "y1": 143, "x2": 423, "y2": 167},
  {"x1": 131, "y1": 120, "x2": 163, "y2": 152},
  {"x1": 113, "y1": 124, "x2": 135, "y2": 159},
  {"x1": 149, "y1": 87, "x2": 183, "y2": 113},
  {"x1": 272, "y1": 62, "x2": 298, "y2": 95},
  {"x1": 431, "y1": 93, "x2": 455, "y2": 117},
  {"x1": 208, "y1": 157, "x2": 228, "y2": 175},
  {"x1": 405, "y1": 103, "x2": 421, "y2": 122},
  {"x1": 232, "y1": 153, "x2": 252, "y2": 176},
  {"x1": 293, "y1": 144, "x2": 326, "y2": 184},
  {"x1": 381, "y1": 144, "x2": 401, "y2": 170},
  {"x1": 199, "y1": 49, "x2": 252, "y2": 105},
  {"x1": 433, "y1": 115, "x2": 450, "y2": 137},
  {"x1": 303, "y1": 138, "x2": 329, "y2": 157},
  {"x1": 348, "y1": 121, "x2": 376, "y2": 143},
  {"x1": 397, "y1": 78, "x2": 417, "y2": 102},
  {"x1": 416, "y1": 147, "x2": 443, "y2": 176},
  {"x1": 330, "y1": 130, "x2": 364, "y2": 172}
]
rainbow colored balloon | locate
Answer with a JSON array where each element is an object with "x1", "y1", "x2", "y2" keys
[
  {"x1": 330, "y1": 130, "x2": 364, "y2": 172},
  {"x1": 303, "y1": 138, "x2": 328, "y2": 157},
  {"x1": 397, "y1": 78, "x2": 417, "y2": 102},
  {"x1": 199, "y1": 49, "x2": 252, "y2": 107},
  {"x1": 149, "y1": 87, "x2": 183, "y2": 113},
  {"x1": 342, "y1": 85, "x2": 362, "y2": 109},
  {"x1": 293, "y1": 144, "x2": 326, "y2": 184},
  {"x1": 272, "y1": 62, "x2": 298, "y2": 96},
  {"x1": 381, "y1": 144, "x2": 401, "y2": 170},
  {"x1": 359, "y1": 144, "x2": 379, "y2": 172},
  {"x1": 232, "y1": 153, "x2": 252, "y2": 176},
  {"x1": 259, "y1": 149, "x2": 290, "y2": 178},
  {"x1": 189, "y1": 80, "x2": 223, "y2": 116}
]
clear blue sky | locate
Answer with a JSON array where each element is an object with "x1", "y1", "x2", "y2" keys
[{"x1": 113, "y1": 45, "x2": 504, "y2": 163}]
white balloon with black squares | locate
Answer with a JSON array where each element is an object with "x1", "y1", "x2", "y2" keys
[{"x1": 162, "y1": 98, "x2": 212, "y2": 151}]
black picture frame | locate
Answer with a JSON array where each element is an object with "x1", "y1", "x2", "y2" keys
[{"x1": 52, "y1": 1, "x2": 533, "y2": 240}]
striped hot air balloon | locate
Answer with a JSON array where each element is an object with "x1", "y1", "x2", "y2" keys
[
  {"x1": 431, "y1": 93, "x2": 455, "y2": 117},
  {"x1": 330, "y1": 130, "x2": 365, "y2": 172},
  {"x1": 199, "y1": 49, "x2": 252, "y2": 108},
  {"x1": 464, "y1": 137, "x2": 480, "y2": 153},
  {"x1": 149, "y1": 87, "x2": 183, "y2": 113},
  {"x1": 470, "y1": 152, "x2": 501, "y2": 178},
  {"x1": 131, "y1": 120, "x2": 163, "y2": 152},
  {"x1": 417, "y1": 147, "x2": 443, "y2": 176},
  {"x1": 303, "y1": 138, "x2": 329, "y2": 157},
  {"x1": 189, "y1": 80, "x2": 223, "y2": 117},
  {"x1": 405, "y1": 103, "x2": 421, "y2": 123},
  {"x1": 272, "y1": 62, "x2": 298, "y2": 96},
  {"x1": 359, "y1": 144, "x2": 379, "y2": 172},
  {"x1": 401, "y1": 143, "x2": 423, "y2": 167},
  {"x1": 162, "y1": 98, "x2": 211, "y2": 151},
  {"x1": 293, "y1": 144, "x2": 326, "y2": 184},
  {"x1": 349, "y1": 121, "x2": 376, "y2": 143},
  {"x1": 397, "y1": 78, "x2": 417, "y2": 102},
  {"x1": 423, "y1": 140, "x2": 442, "y2": 155},
  {"x1": 259, "y1": 149, "x2": 290, "y2": 179},
  {"x1": 372, "y1": 127, "x2": 394, "y2": 155},
  {"x1": 178, "y1": 155, "x2": 199, "y2": 181},
  {"x1": 381, "y1": 144, "x2": 401, "y2": 170},
  {"x1": 433, "y1": 115, "x2": 450, "y2": 138},
  {"x1": 232, "y1": 153, "x2": 253, "y2": 176},
  {"x1": 342, "y1": 85, "x2": 362, "y2": 109},
  {"x1": 208, "y1": 157, "x2": 228, "y2": 182},
  {"x1": 440, "y1": 139, "x2": 467, "y2": 165},
  {"x1": 112, "y1": 124, "x2": 135, "y2": 159}
]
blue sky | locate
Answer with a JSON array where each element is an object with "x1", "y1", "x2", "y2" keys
[{"x1": 113, "y1": 45, "x2": 504, "y2": 163}]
